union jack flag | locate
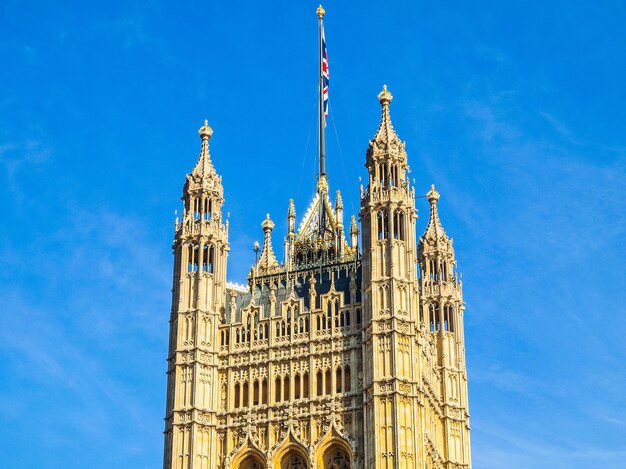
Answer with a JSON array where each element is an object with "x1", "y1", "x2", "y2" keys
[{"x1": 322, "y1": 25, "x2": 329, "y2": 126}]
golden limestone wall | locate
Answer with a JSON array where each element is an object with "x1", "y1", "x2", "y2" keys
[{"x1": 217, "y1": 264, "x2": 362, "y2": 468}]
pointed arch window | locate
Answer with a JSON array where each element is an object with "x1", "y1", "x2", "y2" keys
[
  {"x1": 242, "y1": 381, "x2": 249, "y2": 407},
  {"x1": 253, "y1": 380, "x2": 259, "y2": 406},
  {"x1": 377, "y1": 210, "x2": 386, "y2": 240},
  {"x1": 326, "y1": 449, "x2": 350, "y2": 469},
  {"x1": 206, "y1": 198, "x2": 212, "y2": 221},
  {"x1": 294, "y1": 374, "x2": 301, "y2": 399},
  {"x1": 283, "y1": 376, "x2": 290, "y2": 401},
  {"x1": 316, "y1": 370, "x2": 323, "y2": 396},
  {"x1": 444, "y1": 303, "x2": 455, "y2": 332},
  {"x1": 275, "y1": 377, "x2": 282, "y2": 402},
  {"x1": 188, "y1": 245, "x2": 198, "y2": 273},
  {"x1": 325, "y1": 369, "x2": 332, "y2": 395},
  {"x1": 327, "y1": 302, "x2": 332, "y2": 330},
  {"x1": 335, "y1": 367, "x2": 342, "y2": 393},
  {"x1": 234, "y1": 383, "x2": 241, "y2": 408},
  {"x1": 286, "y1": 456, "x2": 305, "y2": 469},
  {"x1": 261, "y1": 378, "x2": 268, "y2": 405},
  {"x1": 394, "y1": 210, "x2": 405, "y2": 241},
  {"x1": 429, "y1": 303, "x2": 440, "y2": 332},
  {"x1": 344, "y1": 366, "x2": 351, "y2": 392}
]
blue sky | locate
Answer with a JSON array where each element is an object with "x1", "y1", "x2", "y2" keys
[{"x1": 1, "y1": 1, "x2": 625, "y2": 468}]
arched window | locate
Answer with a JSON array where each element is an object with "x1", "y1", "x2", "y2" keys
[
  {"x1": 325, "y1": 369, "x2": 331, "y2": 395},
  {"x1": 394, "y1": 210, "x2": 405, "y2": 241},
  {"x1": 188, "y1": 245, "x2": 198, "y2": 272},
  {"x1": 242, "y1": 381, "x2": 249, "y2": 407},
  {"x1": 294, "y1": 374, "x2": 301, "y2": 399},
  {"x1": 344, "y1": 366, "x2": 351, "y2": 392},
  {"x1": 327, "y1": 302, "x2": 332, "y2": 330},
  {"x1": 206, "y1": 199, "x2": 212, "y2": 221},
  {"x1": 275, "y1": 377, "x2": 282, "y2": 402},
  {"x1": 234, "y1": 383, "x2": 240, "y2": 408},
  {"x1": 335, "y1": 367, "x2": 342, "y2": 394},
  {"x1": 253, "y1": 380, "x2": 259, "y2": 406},
  {"x1": 303, "y1": 372, "x2": 309, "y2": 399},
  {"x1": 205, "y1": 245, "x2": 214, "y2": 273},
  {"x1": 429, "y1": 303, "x2": 440, "y2": 332},
  {"x1": 239, "y1": 455, "x2": 265, "y2": 469},
  {"x1": 316, "y1": 370, "x2": 323, "y2": 396},
  {"x1": 283, "y1": 455, "x2": 306, "y2": 469},
  {"x1": 444, "y1": 303, "x2": 455, "y2": 332},
  {"x1": 283, "y1": 376, "x2": 290, "y2": 400},
  {"x1": 202, "y1": 244, "x2": 209, "y2": 272},
  {"x1": 261, "y1": 379, "x2": 268, "y2": 405},
  {"x1": 325, "y1": 449, "x2": 350, "y2": 469}
]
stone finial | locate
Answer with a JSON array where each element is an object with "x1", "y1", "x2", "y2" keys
[
  {"x1": 378, "y1": 85, "x2": 393, "y2": 106},
  {"x1": 350, "y1": 215, "x2": 359, "y2": 235},
  {"x1": 335, "y1": 190, "x2": 343, "y2": 210},
  {"x1": 262, "y1": 213, "x2": 275, "y2": 233},
  {"x1": 426, "y1": 184, "x2": 440, "y2": 204},
  {"x1": 198, "y1": 119, "x2": 213, "y2": 140},
  {"x1": 288, "y1": 199, "x2": 296, "y2": 218}
]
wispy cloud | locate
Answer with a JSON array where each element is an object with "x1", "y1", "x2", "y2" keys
[
  {"x1": 0, "y1": 202, "x2": 169, "y2": 463},
  {"x1": 473, "y1": 421, "x2": 626, "y2": 469}
]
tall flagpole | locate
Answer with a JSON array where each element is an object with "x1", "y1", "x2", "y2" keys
[{"x1": 317, "y1": 5, "x2": 326, "y2": 192}]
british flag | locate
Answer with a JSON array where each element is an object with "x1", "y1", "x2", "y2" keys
[{"x1": 322, "y1": 25, "x2": 329, "y2": 126}]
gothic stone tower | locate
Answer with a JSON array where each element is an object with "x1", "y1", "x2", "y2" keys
[
  {"x1": 360, "y1": 87, "x2": 422, "y2": 468},
  {"x1": 164, "y1": 121, "x2": 229, "y2": 469},
  {"x1": 163, "y1": 89, "x2": 471, "y2": 469}
]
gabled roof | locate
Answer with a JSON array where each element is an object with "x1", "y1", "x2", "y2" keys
[{"x1": 296, "y1": 192, "x2": 337, "y2": 242}]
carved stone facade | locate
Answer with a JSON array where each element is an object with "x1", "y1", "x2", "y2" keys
[{"x1": 163, "y1": 89, "x2": 471, "y2": 469}]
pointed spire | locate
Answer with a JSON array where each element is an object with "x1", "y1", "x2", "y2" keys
[
  {"x1": 350, "y1": 214, "x2": 360, "y2": 250},
  {"x1": 335, "y1": 190, "x2": 343, "y2": 210},
  {"x1": 287, "y1": 198, "x2": 296, "y2": 234},
  {"x1": 288, "y1": 198, "x2": 296, "y2": 219},
  {"x1": 191, "y1": 120, "x2": 217, "y2": 180},
  {"x1": 422, "y1": 184, "x2": 448, "y2": 242},
  {"x1": 334, "y1": 190, "x2": 344, "y2": 226},
  {"x1": 373, "y1": 85, "x2": 401, "y2": 144},
  {"x1": 350, "y1": 215, "x2": 359, "y2": 236},
  {"x1": 256, "y1": 214, "x2": 280, "y2": 273}
]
